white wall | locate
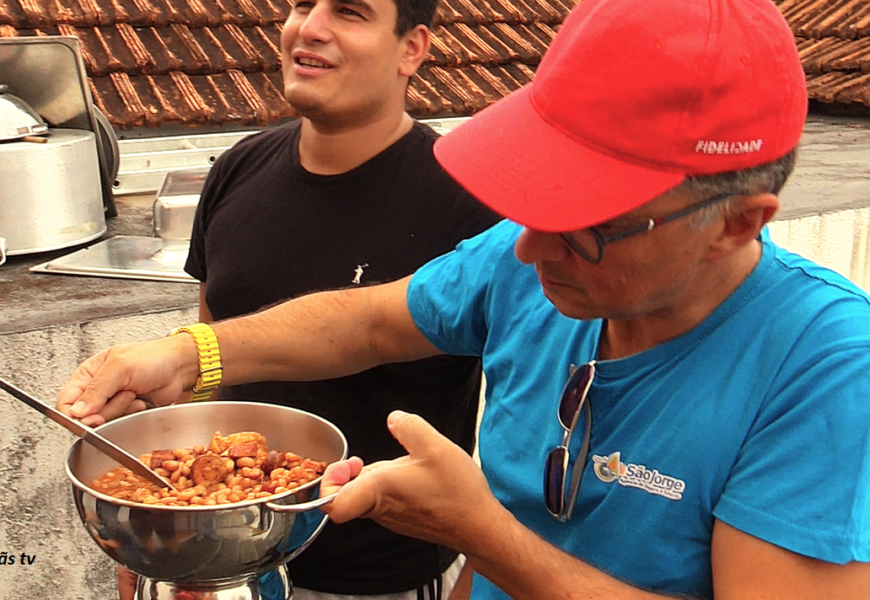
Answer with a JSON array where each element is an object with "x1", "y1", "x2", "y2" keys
[{"x1": 769, "y1": 207, "x2": 870, "y2": 292}]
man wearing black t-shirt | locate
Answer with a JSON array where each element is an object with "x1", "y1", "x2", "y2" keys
[{"x1": 115, "y1": 0, "x2": 498, "y2": 599}]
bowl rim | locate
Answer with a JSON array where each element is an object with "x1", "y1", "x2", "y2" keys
[{"x1": 65, "y1": 401, "x2": 348, "y2": 512}]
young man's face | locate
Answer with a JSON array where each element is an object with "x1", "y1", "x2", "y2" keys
[{"x1": 280, "y1": 0, "x2": 419, "y2": 127}]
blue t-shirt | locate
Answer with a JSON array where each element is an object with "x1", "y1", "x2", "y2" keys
[{"x1": 407, "y1": 220, "x2": 870, "y2": 600}]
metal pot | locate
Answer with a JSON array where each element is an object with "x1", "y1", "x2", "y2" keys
[
  {"x1": 0, "y1": 128, "x2": 107, "y2": 255},
  {"x1": 65, "y1": 402, "x2": 348, "y2": 586}
]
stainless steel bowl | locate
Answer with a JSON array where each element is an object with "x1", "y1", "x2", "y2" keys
[{"x1": 65, "y1": 402, "x2": 348, "y2": 585}]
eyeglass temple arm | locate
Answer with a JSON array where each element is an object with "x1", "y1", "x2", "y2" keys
[
  {"x1": 598, "y1": 192, "x2": 735, "y2": 245},
  {"x1": 562, "y1": 404, "x2": 593, "y2": 522}
]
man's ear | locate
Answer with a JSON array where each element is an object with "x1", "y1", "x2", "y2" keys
[
  {"x1": 399, "y1": 25, "x2": 431, "y2": 77},
  {"x1": 706, "y1": 193, "x2": 779, "y2": 261}
]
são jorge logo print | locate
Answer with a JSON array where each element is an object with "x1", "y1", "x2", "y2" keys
[{"x1": 592, "y1": 451, "x2": 686, "y2": 501}]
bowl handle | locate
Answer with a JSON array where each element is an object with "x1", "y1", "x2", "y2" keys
[{"x1": 265, "y1": 492, "x2": 336, "y2": 513}]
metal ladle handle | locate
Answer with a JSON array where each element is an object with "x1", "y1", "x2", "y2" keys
[{"x1": 0, "y1": 377, "x2": 176, "y2": 491}]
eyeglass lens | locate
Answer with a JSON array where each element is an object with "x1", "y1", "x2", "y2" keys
[
  {"x1": 544, "y1": 363, "x2": 595, "y2": 520},
  {"x1": 560, "y1": 231, "x2": 600, "y2": 263}
]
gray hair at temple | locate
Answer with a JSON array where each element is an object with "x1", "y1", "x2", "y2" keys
[{"x1": 678, "y1": 148, "x2": 798, "y2": 229}]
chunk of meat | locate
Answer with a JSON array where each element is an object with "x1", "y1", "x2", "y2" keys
[
  {"x1": 207, "y1": 431, "x2": 267, "y2": 455},
  {"x1": 149, "y1": 450, "x2": 176, "y2": 470},
  {"x1": 228, "y1": 442, "x2": 259, "y2": 458},
  {"x1": 191, "y1": 454, "x2": 228, "y2": 486},
  {"x1": 261, "y1": 451, "x2": 284, "y2": 476}
]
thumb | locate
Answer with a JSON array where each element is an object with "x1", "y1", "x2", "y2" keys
[{"x1": 386, "y1": 410, "x2": 442, "y2": 456}]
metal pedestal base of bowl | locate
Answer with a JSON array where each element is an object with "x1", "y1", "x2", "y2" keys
[{"x1": 135, "y1": 565, "x2": 293, "y2": 600}]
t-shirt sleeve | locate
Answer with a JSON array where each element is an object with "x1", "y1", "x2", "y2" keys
[
  {"x1": 447, "y1": 187, "x2": 503, "y2": 244},
  {"x1": 713, "y1": 298, "x2": 870, "y2": 564},
  {"x1": 183, "y1": 158, "x2": 226, "y2": 282},
  {"x1": 407, "y1": 220, "x2": 520, "y2": 357}
]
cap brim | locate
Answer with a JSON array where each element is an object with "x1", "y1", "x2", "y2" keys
[{"x1": 434, "y1": 85, "x2": 686, "y2": 233}]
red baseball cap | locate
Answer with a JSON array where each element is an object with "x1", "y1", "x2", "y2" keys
[{"x1": 434, "y1": 0, "x2": 807, "y2": 232}]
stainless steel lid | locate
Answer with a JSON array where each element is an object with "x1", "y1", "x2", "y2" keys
[{"x1": 0, "y1": 84, "x2": 48, "y2": 141}]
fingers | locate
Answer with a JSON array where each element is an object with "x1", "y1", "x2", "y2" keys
[
  {"x1": 72, "y1": 357, "x2": 136, "y2": 419},
  {"x1": 320, "y1": 456, "x2": 377, "y2": 524},
  {"x1": 386, "y1": 410, "x2": 445, "y2": 455},
  {"x1": 321, "y1": 456, "x2": 364, "y2": 490},
  {"x1": 79, "y1": 390, "x2": 139, "y2": 427},
  {"x1": 56, "y1": 351, "x2": 110, "y2": 418}
]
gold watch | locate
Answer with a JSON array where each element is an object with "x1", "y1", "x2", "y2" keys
[{"x1": 169, "y1": 323, "x2": 222, "y2": 401}]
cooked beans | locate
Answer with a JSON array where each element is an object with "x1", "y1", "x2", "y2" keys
[{"x1": 91, "y1": 431, "x2": 327, "y2": 507}]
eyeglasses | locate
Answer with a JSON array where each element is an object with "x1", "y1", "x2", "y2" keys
[
  {"x1": 559, "y1": 192, "x2": 735, "y2": 264},
  {"x1": 544, "y1": 361, "x2": 595, "y2": 522}
]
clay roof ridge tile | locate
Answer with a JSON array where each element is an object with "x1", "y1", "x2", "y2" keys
[
  {"x1": 0, "y1": 2, "x2": 15, "y2": 28},
  {"x1": 827, "y1": 38, "x2": 870, "y2": 73},
  {"x1": 203, "y1": 73, "x2": 235, "y2": 117},
  {"x1": 429, "y1": 65, "x2": 481, "y2": 111},
  {"x1": 797, "y1": 36, "x2": 845, "y2": 70},
  {"x1": 16, "y1": 0, "x2": 46, "y2": 28},
  {"x1": 202, "y1": 25, "x2": 241, "y2": 71},
  {"x1": 108, "y1": 0, "x2": 133, "y2": 23},
  {"x1": 253, "y1": 24, "x2": 280, "y2": 57},
  {"x1": 131, "y1": 0, "x2": 160, "y2": 27},
  {"x1": 491, "y1": 22, "x2": 539, "y2": 61},
  {"x1": 146, "y1": 74, "x2": 181, "y2": 125},
  {"x1": 513, "y1": 0, "x2": 561, "y2": 23},
  {"x1": 109, "y1": 70, "x2": 149, "y2": 117},
  {"x1": 452, "y1": 22, "x2": 503, "y2": 63},
  {"x1": 450, "y1": 0, "x2": 489, "y2": 25},
  {"x1": 226, "y1": 68, "x2": 270, "y2": 124},
  {"x1": 429, "y1": 26, "x2": 463, "y2": 66},
  {"x1": 833, "y1": 2, "x2": 870, "y2": 38},
  {"x1": 808, "y1": 70, "x2": 870, "y2": 104},
  {"x1": 470, "y1": 63, "x2": 514, "y2": 97},
  {"x1": 471, "y1": 24, "x2": 520, "y2": 62},
  {"x1": 223, "y1": 22, "x2": 262, "y2": 65},
  {"x1": 79, "y1": 0, "x2": 108, "y2": 26},
  {"x1": 169, "y1": 70, "x2": 213, "y2": 119},
  {"x1": 779, "y1": 0, "x2": 825, "y2": 26},
  {"x1": 546, "y1": 0, "x2": 579, "y2": 19},
  {"x1": 220, "y1": 0, "x2": 261, "y2": 26},
  {"x1": 147, "y1": 25, "x2": 184, "y2": 71},
  {"x1": 170, "y1": 22, "x2": 211, "y2": 69},
  {"x1": 184, "y1": 0, "x2": 220, "y2": 27},
  {"x1": 514, "y1": 62, "x2": 536, "y2": 79},
  {"x1": 117, "y1": 22, "x2": 154, "y2": 72},
  {"x1": 92, "y1": 26, "x2": 126, "y2": 72},
  {"x1": 802, "y1": 0, "x2": 866, "y2": 39}
]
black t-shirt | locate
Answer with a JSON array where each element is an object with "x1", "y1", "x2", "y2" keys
[{"x1": 185, "y1": 120, "x2": 501, "y2": 594}]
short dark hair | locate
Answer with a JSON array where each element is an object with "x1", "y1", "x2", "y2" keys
[{"x1": 394, "y1": 0, "x2": 440, "y2": 36}]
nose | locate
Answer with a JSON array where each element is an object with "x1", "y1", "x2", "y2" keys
[
  {"x1": 298, "y1": 4, "x2": 334, "y2": 43},
  {"x1": 514, "y1": 228, "x2": 572, "y2": 265}
]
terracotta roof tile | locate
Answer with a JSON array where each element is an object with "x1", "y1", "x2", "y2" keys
[
  {"x1": 775, "y1": 0, "x2": 870, "y2": 113},
  {"x1": 4, "y1": 0, "x2": 870, "y2": 130}
]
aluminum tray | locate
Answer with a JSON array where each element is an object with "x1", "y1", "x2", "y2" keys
[{"x1": 30, "y1": 236, "x2": 196, "y2": 283}]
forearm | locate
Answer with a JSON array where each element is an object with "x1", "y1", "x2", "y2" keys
[
  {"x1": 210, "y1": 276, "x2": 440, "y2": 386},
  {"x1": 461, "y1": 503, "x2": 679, "y2": 600}
]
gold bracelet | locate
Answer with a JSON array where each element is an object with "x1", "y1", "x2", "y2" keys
[{"x1": 169, "y1": 323, "x2": 222, "y2": 402}]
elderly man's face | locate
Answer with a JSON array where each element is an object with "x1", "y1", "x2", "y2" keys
[{"x1": 514, "y1": 189, "x2": 724, "y2": 322}]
